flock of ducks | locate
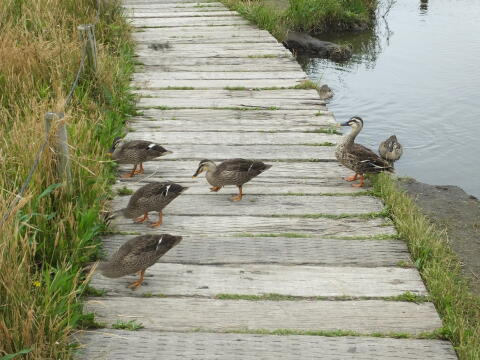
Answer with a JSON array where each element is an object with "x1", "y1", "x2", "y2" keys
[{"x1": 90, "y1": 116, "x2": 402, "y2": 289}]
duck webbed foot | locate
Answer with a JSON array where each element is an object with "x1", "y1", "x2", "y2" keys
[
  {"x1": 351, "y1": 175, "x2": 365, "y2": 187},
  {"x1": 149, "y1": 211, "x2": 163, "y2": 228},
  {"x1": 128, "y1": 269, "x2": 145, "y2": 290},
  {"x1": 345, "y1": 173, "x2": 359, "y2": 182},
  {"x1": 134, "y1": 213, "x2": 149, "y2": 223},
  {"x1": 122, "y1": 165, "x2": 138, "y2": 178},
  {"x1": 210, "y1": 186, "x2": 222, "y2": 192},
  {"x1": 133, "y1": 163, "x2": 144, "y2": 175},
  {"x1": 231, "y1": 185, "x2": 243, "y2": 202}
]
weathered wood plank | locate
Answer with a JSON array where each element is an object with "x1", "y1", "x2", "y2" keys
[
  {"x1": 125, "y1": 4, "x2": 228, "y2": 11},
  {"x1": 127, "y1": 11, "x2": 238, "y2": 18},
  {"x1": 110, "y1": 215, "x2": 396, "y2": 238},
  {"x1": 124, "y1": 3, "x2": 227, "y2": 9},
  {"x1": 136, "y1": 50, "x2": 291, "y2": 59},
  {"x1": 129, "y1": 118, "x2": 334, "y2": 132},
  {"x1": 134, "y1": 79, "x2": 304, "y2": 90},
  {"x1": 110, "y1": 194, "x2": 385, "y2": 217},
  {"x1": 135, "y1": 89, "x2": 325, "y2": 109},
  {"x1": 133, "y1": 34, "x2": 279, "y2": 45},
  {"x1": 133, "y1": 71, "x2": 306, "y2": 81},
  {"x1": 101, "y1": 234, "x2": 410, "y2": 266},
  {"x1": 114, "y1": 144, "x2": 335, "y2": 161},
  {"x1": 135, "y1": 43, "x2": 288, "y2": 52},
  {"x1": 124, "y1": 131, "x2": 339, "y2": 145},
  {"x1": 135, "y1": 88, "x2": 320, "y2": 99},
  {"x1": 76, "y1": 330, "x2": 458, "y2": 360},
  {"x1": 116, "y1": 160, "x2": 355, "y2": 180},
  {"x1": 130, "y1": 17, "x2": 250, "y2": 28},
  {"x1": 130, "y1": 109, "x2": 335, "y2": 131},
  {"x1": 91, "y1": 263, "x2": 426, "y2": 297},
  {"x1": 135, "y1": 56, "x2": 298, "y2": 66},
  {"x1": 85, "y1": 298, "x2": 443, "y2": 334},
  {"x1": 115, "y1": 177, "x2": 365, "y2": 195},
  {"x1": 125, "y1": 0, "x2": 222, "y2": 4},
  {"x1": 133, "y1": 25, "x2": 272, "y2": 35},
  {"x1": 136, "y1": 63, "x2": 302, "y2": 72}
]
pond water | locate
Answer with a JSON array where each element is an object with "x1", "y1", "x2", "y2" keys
[{"x1": 298, "y1": 0, "x2": 480, "y2": 198}]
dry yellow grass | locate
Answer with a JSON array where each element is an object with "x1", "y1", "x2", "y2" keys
[{"x1": 0, "y1": 0, "x2": 133, "y2": 358}]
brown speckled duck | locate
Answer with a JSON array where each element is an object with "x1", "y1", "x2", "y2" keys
[
  {"x1": 124, "y1": 182, "x2": 188, "y2": 227},
  {"x1": 91, "y1": 234, "x2": 182, "y2": 289},
  {"x1": 192, "y1": 158, "x2": 272, "y2": 201},
  {"x1": 378, "y1": 135, "x2": 403, "y2": 166},
  {"x1": 335, "y1": 117, "x2": 393, "y2": 187},
  {"x1": 109, "y1": 137, "x2": 172, "y2": 178}
]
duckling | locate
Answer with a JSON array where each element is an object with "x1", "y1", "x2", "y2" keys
[
  {"x1": 335, "y1": 116, "x2": 393, "y2": 187},
  {"x1": 378, "y1": 135, "x2": 403, "y2": 165},
  {"x1": 88, "y1": 234, "x2": 182, "y2": 290},
  {"x1": 123, "y1": 182, "x2": 188, "y2": 227},
  {"x1": 108, "y1": 137, "x2": 172, "y2": 178},
  {"x1": 192, "y1": 158, "x2": 272, "y2": 201}
]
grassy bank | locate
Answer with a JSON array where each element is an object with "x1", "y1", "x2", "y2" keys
[
  {"x1": 220, "y1": 0, "x2": 377, "y2": 40},
  {"x1": 372, "y1": 174, "x2": 480, "y2": 359},
  {"x1": 0, "y1": 0, "x2": 133, "y2": 358}
]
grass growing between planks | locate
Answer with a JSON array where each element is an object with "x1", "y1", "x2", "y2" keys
[
  {"x1": 372, "y1": 173, "x2": 480, "y2": 359},
  {"x1": 0, "y1": 0, "x2": 134, "y2": 358},
  {"x1": 220, "y1": 0, "x2": 377, "y2": 41}
]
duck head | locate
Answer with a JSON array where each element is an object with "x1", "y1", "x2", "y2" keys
[
  {"x1": 340, "y1": 116, "x2": 364, "y2": 129},
  {"x1": 108, "y1": 137, "x2": 124, "y2": 155},
  {"x1": 192, "y1": 159, "x2": 216, "y2": 178}
]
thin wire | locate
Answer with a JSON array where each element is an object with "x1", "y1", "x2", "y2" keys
[{"x1": 65, "y1": 40, "x2": 88, "y2": 108}]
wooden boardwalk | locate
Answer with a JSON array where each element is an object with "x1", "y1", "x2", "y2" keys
[{"x1": 76, "y1": 1, "x2": 457, "y2": 358}]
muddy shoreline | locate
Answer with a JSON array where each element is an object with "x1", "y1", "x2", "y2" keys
[{"x1": 398, "y1": 178, "x2": 480, "y2": 295}]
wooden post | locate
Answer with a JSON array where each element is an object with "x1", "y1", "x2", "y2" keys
[
  {"x1": 44, "y1": 112, "x2": 72, "y2": 186},
  {"x1": 78, "y1": 24, "x2": 98, "y2": 73}
]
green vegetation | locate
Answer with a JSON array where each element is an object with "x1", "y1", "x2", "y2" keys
[
  {"x1": 77, "y1": 313, "x2": 106, "y2": 330},
  {"x1": 220, "y1": 0, "x2": 376, "y2": 41},
  {"x1": 216, "y1": 292, "x2": 430, "y2": 303},
  {"x1": 83, "y1": 286, "x2": 107, "y2": 297},
  {"x1": 235, "y1": 232, "x2": 313, "y2": 238},
  {"x1": 372, "y1": 173, "x2": 480, "y2": 359},
  {"x1": 270, "y1": 209, "x2": 389, "y2": 220},
  {"x1": 227, "y1": 327, "x2": 446, "y2": 340},
  {"x1": 303, "y1": 142, "x2": 336, "y2": 146},
  {"x1": 117, "y1": 186, "x2": 134, "y2": 196},
  {"x1": 307, "y1": 127, "x2": 342, "y2": 135},
  {"x1": 111, "y1": 319, "x2": 144, "y2": 331},
  {"x1": 293, "y1": 79, "x2": 320, "y2": 90},
  {"x1": 0, "y1": 0, "x2": 134, "y2": 358}
]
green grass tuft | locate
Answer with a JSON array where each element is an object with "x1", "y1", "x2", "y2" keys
[
  {"x1": 372, "y1": 173, "x2": 480, "y2": 358},
  {"x1": 117, "y1": 186, "x2": 133, "y2": 196},
  {"x1": 111, "y1": 320, "x2": 144, "y2": 331}
]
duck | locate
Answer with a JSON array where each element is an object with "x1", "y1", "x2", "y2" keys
[
  {"x1": 335, "y1": 116, "x2": 393, "y2": 187},
  {"x1": 86, "y1": 234, "x2": 182, "y2": 290},
  {"x1": 108, "y1": 137, "x2": 172, "y2": 178},
  {"x1": 192, "y1": 158, "x2": 272, "y2": 201},
  {"x1": 123, "y1": 181, "x2": 188, "y2": 227},
  {"x1": 378, "y1": 135, "x2": 403, "y2": 165}
]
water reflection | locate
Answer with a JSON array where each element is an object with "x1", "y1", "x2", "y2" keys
[{"x1": 299, "y1": 0, "x2": 480, "y2": 197}]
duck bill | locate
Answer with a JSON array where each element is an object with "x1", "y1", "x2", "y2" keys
[
  {"x1": 192, "y1": 166, "x2": 203, "y2": 178},
  {"x1": 340, "y1": 121, "x2": 350, "y2": 126},
  {"x1": 162, "y1": 150, "x2": 173, "y2": 156}
]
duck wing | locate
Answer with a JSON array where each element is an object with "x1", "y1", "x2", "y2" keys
[
  {"x1": 124, "y1": 140, "x2": 170, "y2": 156},
  {"x1": 109, "y1": 235, "x2": 158, "y2": 262},
  {"x1": 217, "y1": 158, "x2": 271, "y2": 175},
  {"x1": 352, "y1": 143, "x2": 393, "y2": 172}
]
